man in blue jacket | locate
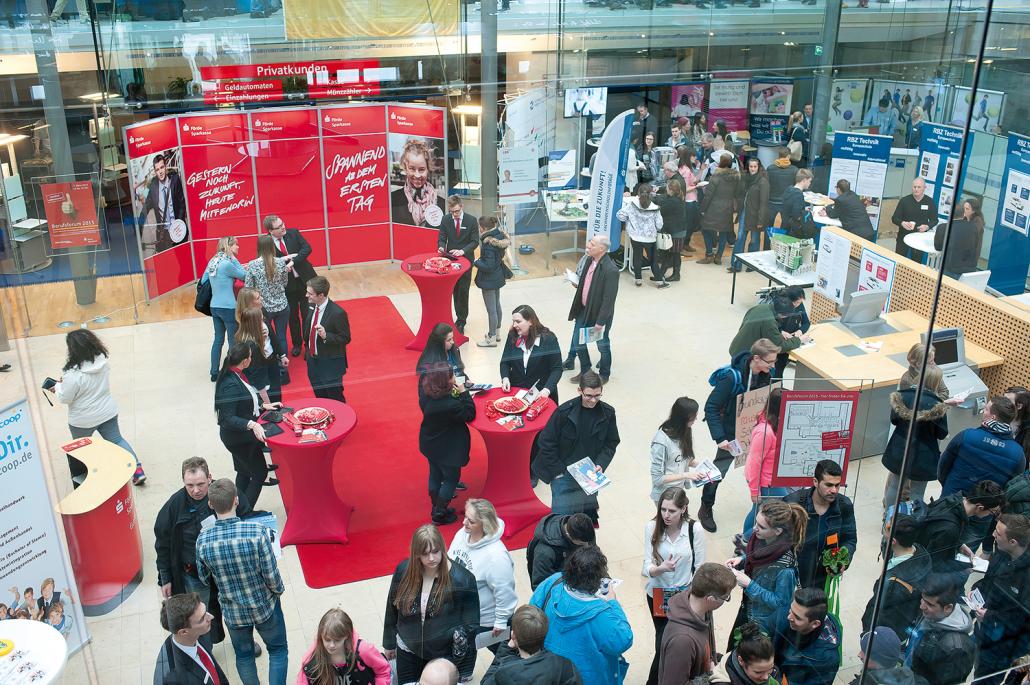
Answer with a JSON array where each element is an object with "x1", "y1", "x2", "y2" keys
[
  {"x1": 785, "y1": 460, "x2": 858, "y2": 589},
  {"x1": 700, "y1": 338, "x2": 780, "y2": 532},
  {"x1": 773, "y1": 588, "x2": 842, "y2": 685}
]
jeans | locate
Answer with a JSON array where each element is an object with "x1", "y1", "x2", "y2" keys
[
  {"x1": 210, "y1": 307, "x2": 238, "y2": 377},
  {"x1": 183, "y1": 572, "x2": 211, "y2": 607},
  {"x1": 50, "y1": 0, "x2": 88, "y2": 18},
  {"x1": 226, "y1": 598, "x2": 288, "y2": 685},
  {"x1": 572, "y1": 314, "x2": 613, "y2": 378},
  {"x1": 264, "y1": 307, "x2": 290, "y2": 356},
  {"x1": 551, "y1": 474, "x2": 598, "y2": 523},
  {"x1": 69, "y1": 416, "x2": 141, "y2": 470},
  {"x1": 742, "y1": 487, "x2": 789, "y2": 541},
  {"x1": 397, "y1": 651, "x2": 436, "y2": 685},
  {"x1": 630, "y1": 239, "x2": 660, "y2": 281},
  {"x1": 481, "y1": 288, "x2": 502, "y2": 337},
  {"x1": 731, "y1": 217, "x2": 765, "y2": 271},
  {"x1": 701, "y1": 229, "x2": 717, "y2": 257},
  {"x1": 428, "y1": 461, "x2": 461, "y2": 504},
  {"x1": 701, "y1": 449, "x2": 733, "y2": 506},
  {"x1": 883, "y1": 471, "x2": 928, "y2": 511},
  {"x1": 716, "y1": 232, "x2": 734, "y2": 260}
]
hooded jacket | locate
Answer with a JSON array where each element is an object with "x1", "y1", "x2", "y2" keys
[
  {"x1": 938, "y1": 422, "x2": 1026, "y2": 497},
  {"x1": 54, "y1": 354, "x2": 120, "y2": 428},
  {"x1": 295, "y1": 630, "x2": 392, "y2": 685},
  {"x1": 913, "y1": 494, "x2": 968, "y2": 571},
  {"x1": 906, "y1": 604, "x2": 976, "y2": 685},
  {"x1": 705, "y1": 350, "x2": 772, "y2": 445},
  {"x1": 448, "y1": 519, "x2": 518, "y2": 630},
  {"x1": 700, "y1": 167, "x2": 741, "y2": 233},
  {"x1": 527, "y1": 514, "x2": 586, "y2": 590},
  {"x1": 773, "y1": 610, "x2": 842, "y2": 685},
  {"x1": 742, "y1": 173, "x2": 770, "y2": 233},
  {"x1": 474, "y1": 228, "x2": 511, "y2": 290},
  {"x1": 972, "y1": 546, "x2": 1030, "y2": 670},
  {"x1": 767, "y1": 158, "x2": 796, "y2": 204},
  {"x1": 860, "y1": 544, "x2": 933, "y2": 636},
  {"x1": 882, "y1": 389, "x2": 949, "y2": 482},
  {"x1": 617, "y1": 196, "x2": 664, "y2": 243},
  {"x1": 744, "y1": 417, "x2": 777, "y2": 498},
  {"x1": 710, "y1": 650, "x2": 779, "y2": 685},
  {"x1": 483, "y1": 643, "x2": 583, "y2": 685},
  {"x1": 729, "y1": 301, "x2": 801, "y2": 357},
  {"x1": 658, "y1": 593, "x2": 713, "y2": 685},
  {"x1": 1003, "y1": 472, "x2": 1030, "y2": 517},
  {"x1": 530, "y1": 573, "x2": 633, "y2": 685}
]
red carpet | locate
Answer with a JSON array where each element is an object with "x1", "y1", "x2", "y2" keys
[{"x1": 278, "y1": 296, "x2": 537, "y2": 588}]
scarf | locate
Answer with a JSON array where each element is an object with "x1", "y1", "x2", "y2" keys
[
  {"x1": 403, "y1": 182, "x2": 439, "y2": 227},
  {"x1": 743, "y1": 535, "x2": 792, "y2": 578}
]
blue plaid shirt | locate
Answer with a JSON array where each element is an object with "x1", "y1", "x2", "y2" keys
[{"x1": 196, "y1": 517, "x2": 283, "y2": 628}]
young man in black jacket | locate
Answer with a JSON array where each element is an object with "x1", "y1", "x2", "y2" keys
[
  {"x1": 483, "y1": 605, "x2": 583, "y2": 685},
  {"x1": 914, "y1": 480, "x2": 1005, "y2": 572},
  {"x1": 533, "y1": 371, "x2": 620, "y2": 526},
  {"x1": 785, "y1": 460, "x2": 858, "y2": 589},
  {"x1": 699, "y1": 338, "x2": 779, "y2": 532},
  {"x1": 861, "y1": 515, "x2": 933, "y2": 636},
  {"x1": 526, "y1": 513, "x2": 596, "y2": 590}
]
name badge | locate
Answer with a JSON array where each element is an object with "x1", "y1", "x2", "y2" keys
[{"x1": 920, "y1": 204, "x2": 928, "y2": 210}]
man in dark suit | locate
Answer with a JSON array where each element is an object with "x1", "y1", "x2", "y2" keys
[
  {"x1": 565, "y1": 236, "x2": 619, "y2": 383},
  {"x1": 302, "y1": 276, "x2": 351, "y2": 403},
  {"x1": 825, "y1": 179, "x2": 875, "y2": 241},
  {"x1": 264, "y1": 215, "x2": 317, "y2": 357},
  {"x1": 436, "y1": 195, "x2": 479, "y2": 334},
  {"x1": 154, "y1": 592, "x2": 230, "y2": 685},
  {"x1": 140, "y1": 153, "x2": 188, "y2": 255}
]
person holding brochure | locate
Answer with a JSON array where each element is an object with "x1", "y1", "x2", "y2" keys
[
  {"x1": 500, "y1": 305, "x2": 563, "y2": 402},
  {"x1": 532, "y1": 371, "x2": 620, "y2": 526},
  {"x1": 564, "y1": 236, "x2": 619, "y2": 384},
  {"x1": 650, "y1": 397, "x2": 705, "y2": 502}
]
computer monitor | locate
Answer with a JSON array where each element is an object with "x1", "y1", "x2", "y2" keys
[
  {"x1": 841, "y1": 289, "x2": 889, "y2": 324},
  {"x1": 921, "y1": 327, "x2": 965, "y2": 369}
]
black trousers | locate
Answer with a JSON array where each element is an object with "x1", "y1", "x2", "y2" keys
[
  {"x1": 774, "y1": 352, "x2": 790, "y2": 381},
  {"x1": 306, "y1": 355, "x2": 346, "y2": 403},
  {"x1": 285, "y1": 278, "x2": 306, "y2": 350},
  {"x1": 222, "y1": 432, "x2": 267, "y2": 508},
  {"x1": 701, "y1": 448, "x2": 733, "y2": 506},
  {"x1": 453, "y1": 270, "x2": 472, "y2": 328}
]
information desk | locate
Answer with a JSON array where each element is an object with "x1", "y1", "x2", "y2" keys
[
  {"x1": 55, "y1": 437, "x2": 142, "y2": 616},
  {"x1": 788, "y1": 310, "x2": 1003, "y2": 458},
  {"x1": 731, "y1": 250, "x2": 815, "y2": 304},
  {"x1": 401, "y1": 253, "x2": 471, "y2": 351}
]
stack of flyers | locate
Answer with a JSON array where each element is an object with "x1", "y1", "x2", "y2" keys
[
  {"x1": 686, "y1": 459, "x2": 724, "y2": 488},
  {"x1": 963, "y1": 588, "x2": 986, "y2": 611},
  {"x1": 496, "y1": 415, "x2": 523, "y2": 431},
  {"x1": 567, "y1": 457, "x2": 611, "y2": 495}
]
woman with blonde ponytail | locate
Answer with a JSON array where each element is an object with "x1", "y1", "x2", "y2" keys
[{"x1": 725, "y1": 500, "x2": 807, "y2": 641}]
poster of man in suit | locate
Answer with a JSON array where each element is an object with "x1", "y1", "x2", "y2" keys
[{"x1": 130, "y1": 148, "x2": 190, "y2": 259}]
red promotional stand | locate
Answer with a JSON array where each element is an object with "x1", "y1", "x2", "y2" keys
[
  {"x1": 56, "y1": 438, "x2": 142, "y2": 616},
  {"x1": 469, "y1": 389, "x2": 556, "y2": 539},
  {"x1": 401, "y1": 253, "x2": 471, "y2": 350},
  {"x1": 265, "y1": 398, "x2": 358, "y2": 546}
]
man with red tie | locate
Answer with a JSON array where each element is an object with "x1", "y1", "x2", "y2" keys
[
  {"x1": 264, "y1": 215, "x2": 317, "y2": 357},
  {"x1": 154, "y1": 592, "x2": 230, "y2": 685},
  {"x1": 302, "y1": 276, "x2": 351, "y2": 403},
  {"x1": 436, "y1": 195, "x2": 479, "y2": 334}
]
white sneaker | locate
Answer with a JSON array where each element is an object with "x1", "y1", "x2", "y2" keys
[{"x1": 476, "y1": 335, "x2": 498, "y2": 348}]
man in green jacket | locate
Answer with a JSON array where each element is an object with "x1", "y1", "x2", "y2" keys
[{"x1": 729, "y1": 295, "x2": 810, "y2": 358}]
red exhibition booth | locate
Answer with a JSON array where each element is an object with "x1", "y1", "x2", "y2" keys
[{"x1": 123, "y1": 102, "x2": 448, "y2": 300}]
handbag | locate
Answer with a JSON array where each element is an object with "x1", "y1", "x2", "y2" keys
[
  {"x1": 195, "y1": 275, "x2": 213, "y2": 316},
  {"x1": 656, "y1": 232, "x2": 673, "y2": 251},
  {"x1": 787, "y1": 140, "x2": 803, "y2": 162}
]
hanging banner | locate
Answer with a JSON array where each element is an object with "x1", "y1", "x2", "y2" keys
[
  {"x1": 587, "y1": 110, "x2": 634, "y2": 251},
  {"x1": 814, "y1": 229, "x2": 852, "y2": 305},
  {"x1": 749, "y1": 79, "x2": 794, "y2": 141},
  {"x1": 870, "y1": 80, "x2": 946, "y2": 125},
  {"x1": 771, "y1": 390, "x2": 859, "y2": 487},
  {"x1": 917, "y1": 123, "x2": 963, "y2": 224},
  {"x1": 498, "y1": 147, "x2": 539, "y2": 205},
  {"x1": 547, "y1": 150, "x2": 577, "y2": 191},
  {"x1": 670, "y1": 83, "x2": 706, "y2": 123},
  {"x1": 40, "y1": 180, "x2": 101, "y2": 249},
  {"x1": 829, "y1": 132, "x2": 892, "y2": 237},
  {"x1": 0, "y1": 400, "x2": 89, "y2": 651},
  {"x1": 388, "y1": 104, "x2": 448, "y2": 258},
  {"x1": 858, "y1": 247, "x2": 897, "y2": 311},
  {"x1": 949, "y1": 87, "x2": 1005, "y2": 134},
  {"x1": 987, "y1": 133, "x2": 1030, "y2": 294},
  {"x1": 708, "y1": 80, "x2": 750, "y2": 134},
  {"x1": 506, "y1": 88, "x2": 553, "y2": 159},
  {"x1": 827, "y1": 79, "x2": 869, "y2": 136},
  {"x1": 284, "y1": 0, "x2": 457, "y2": 40}
]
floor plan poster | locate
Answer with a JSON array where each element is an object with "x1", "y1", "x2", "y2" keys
[{"x1": 771, "y1": 390, "x2": 859, "y2": 487}]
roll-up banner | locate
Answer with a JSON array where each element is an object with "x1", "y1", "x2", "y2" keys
[
  {"x1": 829, "y1": 132, "x2": 892, "y2": 239},
  {"x1": 388, "y1": 104, "x2": 448, "y2": 259},
  {"x1": 708, "y1": 80, "x2": 750, "y2": 134},
  {"x1": 987, "y1": 133, "x2": 1030, "y2": 294},
  {"x1": 917, "y1": 123, "x2": 964, "y2": 224},
  {"x1": 749, "y1": 78, "x2": 794, "y2": 141},
  {"x1": 827, "y1": 79, "x2": 869, "y2": 136},
  {"x1": 587, "y1": 110, "x2": 634, "y2": 251}
]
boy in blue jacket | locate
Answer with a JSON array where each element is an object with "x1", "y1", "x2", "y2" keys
[{"x1": 773, "y1": 588, "x2": 842, "y2": 685}]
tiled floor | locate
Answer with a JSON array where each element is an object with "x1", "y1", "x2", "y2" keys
[{"x1": 3, "y1": 258, "x2": 933, "y2": 684}]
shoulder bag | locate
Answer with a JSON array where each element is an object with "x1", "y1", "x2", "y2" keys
[{"x1": 195, "y1": 275, "x2": 213, "y2": 316}]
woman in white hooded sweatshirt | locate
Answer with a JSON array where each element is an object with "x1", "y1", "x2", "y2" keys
[
  {"x1": 618, "y1": 184, "x2": 668, "y2": 289},
  {"x1": 45, "y1": 329, "x2": 145, "y2": 486},
  {"x1": 447, "y1": 498, "x2": 518, "y2": 660}
]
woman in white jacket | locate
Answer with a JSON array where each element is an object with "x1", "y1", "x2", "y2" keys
[
  {"x1": 45, "y1": 329, "x2": 145, "y2": 486},
  {"x1": 447, "y1": 498, "x2": 517, "y2": 658},
  {"x1": 618, "y1": 184, "x2": 668, "y2": 288}
]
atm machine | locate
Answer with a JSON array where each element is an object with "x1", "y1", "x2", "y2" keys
[{"x1": 922, "y1": 327, "x2": 990, "y2": 443}]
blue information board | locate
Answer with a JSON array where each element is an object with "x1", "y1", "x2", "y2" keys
[
  {"x1": 917, "y1": 123, "x2": 964, "y2": 224},
  {"x1": 987, "y1": 133, "x2": 1030, "y2": 294},
  {"x1": 828, "y1": 131, "x2": 893, "y2": 239}
]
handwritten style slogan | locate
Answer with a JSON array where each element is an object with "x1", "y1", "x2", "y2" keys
[
  {"x1": 181, "y1": 144, "x2": 258, "y2": 237},
  {"x1": 325, "y1": 145, "x2": 387, "y2": 213},
  {"x1": 323, "y1": 135, "x2": 390, "y2": 226},
  {"x1": 188, "y1": 162, "x2": 255, "y2": 223}
]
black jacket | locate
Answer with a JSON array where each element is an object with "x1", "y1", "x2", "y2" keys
[
  {"x1": 214, "y1": 371, "x2": 261, "y2": 444},
  {"x1": 914, "y1": 494, "x2": 968, "y2": 572},
  {"x1": 153, "y1": 634, "x2": 230, "y2": 685},
  {"x1": 499, "y1": 329, "x2": 563, "y2": 403},
  {"x1": 438, "y1": 211, "x2": 480, "y2": 260},
  {"x1": 881, "y1": 389, "x2": 949, "y2": 482},
  {"x1": 1004, "y1": 472, "x2": 1030, "y2": 517},
  {"x1": 240, "y1": 334, "x2": 285, "y2": 394},
  {"x1": 700, "y1": 167, "x2": 740, "y2": 233},
  {"x1": 270, "y1": 228, "x2": 317, "y2": 284},
  {"x1": 568, "y1": 254, "x2": 619, "y2": 327},
  {"x1": 780, "y1": 185, "x2": 806, "y2": 233},
  {"x1": 474, "y1": 228, "x2": 511, "y2": 290},
  {"x1": 909, "y1": 606, "x2": 976, "y2": 685},
  {"x1": 653, "y1": 193, "x2": 689, "y2": 239},
  {"x1": 704, "y1": 350, "x2": 771, "y2": 444},
  {"x1": 826, "y1": 190, "x2": 874, "y2": 241},
  {"x1": 891, "y1": 194, "x2": 939, "y2": 240},
  {"x1": 767, "y1": 163, "x2": 797, "y2": 204},
  {"x1": 742, "y1": 174, "x2": 770, "y2": 233},
  {"x1": 302, "y1": 299, "x2": 351, "y2": 363},
  {"x1": 141, "y1": 173, "x2": 189, "y2": 253},
  {"x1": 784, "y1": 487, "x2": 858, "y2": 588},
  {"x1": 934, "y1": 219, "x2": 982, "y2": 278},
  {"x1": 973, "y1": 547, "x2": 1030, "y2": 668},
  {"x1": 419, "y1": 391, "x2": 477, "y2": 468},
  {"x1": 383, "y1": 560, "x2": 481, "y2": 677},
  {"x1": 532, "y1": 398, "x2": 620, "y2": 484},
  {"x1": 483, "y1": 643, "x2": 583, "y2": 685},
  {"x1": 860, "y1": 543, "x2": 933, "y2": 636},
  {"x1": 527, "y1": 514, "x2": 583, "y2": 590}
]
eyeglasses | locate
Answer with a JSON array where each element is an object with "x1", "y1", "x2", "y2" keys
[
  {"x1": 581, "y1": 392, "x2": 603, "y2": 401},
  {"x1": 711, "y1": 592, "x2": 732, "y2": 603}
]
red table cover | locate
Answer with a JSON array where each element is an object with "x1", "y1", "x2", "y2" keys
[{"x1": 401, "y1": 252, "x2": 470, "y2": 350}]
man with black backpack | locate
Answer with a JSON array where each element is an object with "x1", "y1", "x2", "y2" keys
[
  {"x1": 861, "y1": 515, "x2": 933, "y2": 636},
  {"x1": 699, "y1": 338, "x2": 780, "y2": 532},
  {"x1": 914, "y1": 480, "x2": 1005, "y2": 573},
  {"x1": 526, "y1": 512, "x2": 596, "y2": 590}
]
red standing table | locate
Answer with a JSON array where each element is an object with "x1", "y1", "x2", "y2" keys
[
  {"x1": 469, "y1": 388, "x2": 556, "y2": 539},
  {"x1": 401, "y1": 253, "x2": 470, "y2": 350},
  {"x1": 265, "y1": 398, "x2": 357, "y2": 546}
]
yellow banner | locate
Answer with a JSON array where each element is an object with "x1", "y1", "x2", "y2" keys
[{"x1": 285, "y1": 0, "x2": 458, "y2": 41}]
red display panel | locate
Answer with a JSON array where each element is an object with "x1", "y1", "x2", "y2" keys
[
  {"x1": 329, "y1": 224, "x2": 391, "y2": 264},
  {"x1": 143, "y1": 243, "x2": 194, "y2": 297},
  {"x1": 250, "y1": 109, "x2": 321, "y2": 141},
  {"x1": 388, "y1": 105, "x2": 445, "y2": 138},
  {"x1": 302, "y1": 229, "x2": 329, "y2": 268},
  {"x1": 253, "y1": 138, "x2": 324, "y2": 230},
  {"x1": 41, "y1": 180, "x2": 101, "y2": 248},
  {"x1": 204, "y1": 80, "x2": 283, "y2": 105},
  {"x1": 192, "y1": 234, "x2": 259, "y2": 277},
  {"x1": 125, "y1": 117, "x2": 179, "y2": 158},
  {"x1": 392, "y1": 224, "x2": 439, "y2": 260},
  {"x1": 321, "y1": 104, "x2": 387, "y2": 136},
  {"x1": 181, "y1": 142, "x2": 259, "y2": 239},
  {"x1": 179, "y1": 112, "x2": 250, "y2": 145},
  {"x1": 322, "y1": 133, "x2": 390, "y2": 228}
]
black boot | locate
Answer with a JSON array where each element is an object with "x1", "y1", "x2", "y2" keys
[
  {"x1": 698, "y1": 503, "x2": 717, "y2": 532},
  {"x1": 431, "y1": 496, "x2": 457, "y2": 524}
]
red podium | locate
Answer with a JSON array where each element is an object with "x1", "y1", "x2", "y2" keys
[
  {"x1": 56, "y1": 438, "x2": 142, "y2": 616},
  {"x1": 266, "y1": 398, "x2": 357, "y2": 546},
  {"x1": 469, "y1": 389, "x2": 557, "y2": 539},
  {"x1": 401, "y1": 253, "x2": 470, "y2": 350}
]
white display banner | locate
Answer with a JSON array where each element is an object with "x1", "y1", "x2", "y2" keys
[
  {"x1": 498, "y1": 147, "x2": 539, "y2": 205},
  {"x1": 587, "y1": 110, "x2": 634, "y2": 251},
  {"x1": 827, "y1": 79, "x2": 869, "y2": 135},
  {"x1": 547, "y1": 149, "x2": 577, "y2": 191},
  {"x1": 814, "y1": 230, "x2": 852, "y2": 305},
  {"x1": 0, "y1": 400, "x2": 88, "y2": 652},
  {"x1": 506, "y1": 88, "x2": 554, "y2": 159},
  {"x1": 858, "y1": 247, "x2": 897, "y2": 311}
]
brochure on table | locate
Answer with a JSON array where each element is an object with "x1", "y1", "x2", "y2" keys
[
  {"x1": 771, "y1": 390, "x2": 859, "y2": 487},
  {"x1": 587, "y1": 110, "x2": 634, "y2": 251},
  {"x1": 829, "y1": 132, "x2": 892, "y2": 239},
  {"x1": 987, "y1": 133, "x2": 1030, "y2": 295},
  {"x1": 917, "y1": 123, "x2": 964, "y2": 224},
  {"x1": 857, "y1": 247, "x2": 897, "y2": 311},
  {"x1": 814, "y1": 230, "x2": 851, "y2": 305}
]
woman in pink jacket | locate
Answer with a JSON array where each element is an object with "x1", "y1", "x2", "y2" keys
[
  {"x1": 741, "y1": 388, "x2": 788, "y2": 543},
  {"x1": 297, "y1": 608, "x2": 392, "y2": 685}
]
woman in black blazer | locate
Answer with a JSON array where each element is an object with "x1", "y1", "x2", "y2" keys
[
  {"x1": 419, "y1": 363, "x2": 477, "y2": 524},
  {"x1": 214, "y1": 342, "x2": 281, "y2": 507},
  {"x1": 499, "y1": 304, "x2": 563, "y2": 403}
]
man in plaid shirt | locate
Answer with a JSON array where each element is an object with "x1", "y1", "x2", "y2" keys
[{"x1": 196, "y1": 479, "x2": 288, "y2": 685}]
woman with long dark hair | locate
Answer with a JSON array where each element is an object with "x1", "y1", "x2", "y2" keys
[
  {"x1": 214, "y1": 342, "x2": 281, "y2": 506},
  {"x1": 1005, "y1": 386, "x2": 1030, "y2": 459},
  {"x1": 710, "y1": 622, "x2": 779, "y2": 685},
  {"x1": 383, "y1": 525, "x2": 480, "y2": 683},
  {"x1": 297, "y1": 608, "x2": 391, "y2": 685},
  {"x1": 636, "y1": 131, "x2": 660, "y2": 186},
  {"x1": 729, "y1": 158, "x2": 769, "y2": 273},
  {"x1": 419, "y1": 363, "x2": 477, "y2": 524},
  {"x1": 742, "y1": 388, "x2": 788, "y2": 542},
  {"x1": 690, "y1": 113, "x2": 708, "y2": 150},
  {"x1": 677, "y1": 146, "x2": 702, "y2": 255},
  {"x1": 473, "y1": 216, "x2": 511, "y2": 348},
  {"x1": 235, "y1": 306, "x2": 287, "y2": 405},
  {"x1": 650, "y1": 397, "x2": 703, "y2": 502},
  {"x1": 244, "y1": 234, "x2": 294, "y2": 355},
  {"x1": 643, "y1": 487, "x2": 706, "y2": 685},
  {"x1": 499, "y1": 304, "x2": 562, "y2": 402},
  {"x1": 416, "y1": 323, "x2": 469, "y2": 384},
  {"x1": 47, "y1": 329, "x2": 146, "y2": 485},
  {"x1": 654, "y1": 178, "x2": 688, "y2": 282},
  {"x1": 935, "y1": 196, "x2": 985, "y2": 278}
]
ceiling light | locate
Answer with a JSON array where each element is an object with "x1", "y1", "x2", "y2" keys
[{"x1": 452, "y1": 104, "x2": 482, "y2": 115}]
